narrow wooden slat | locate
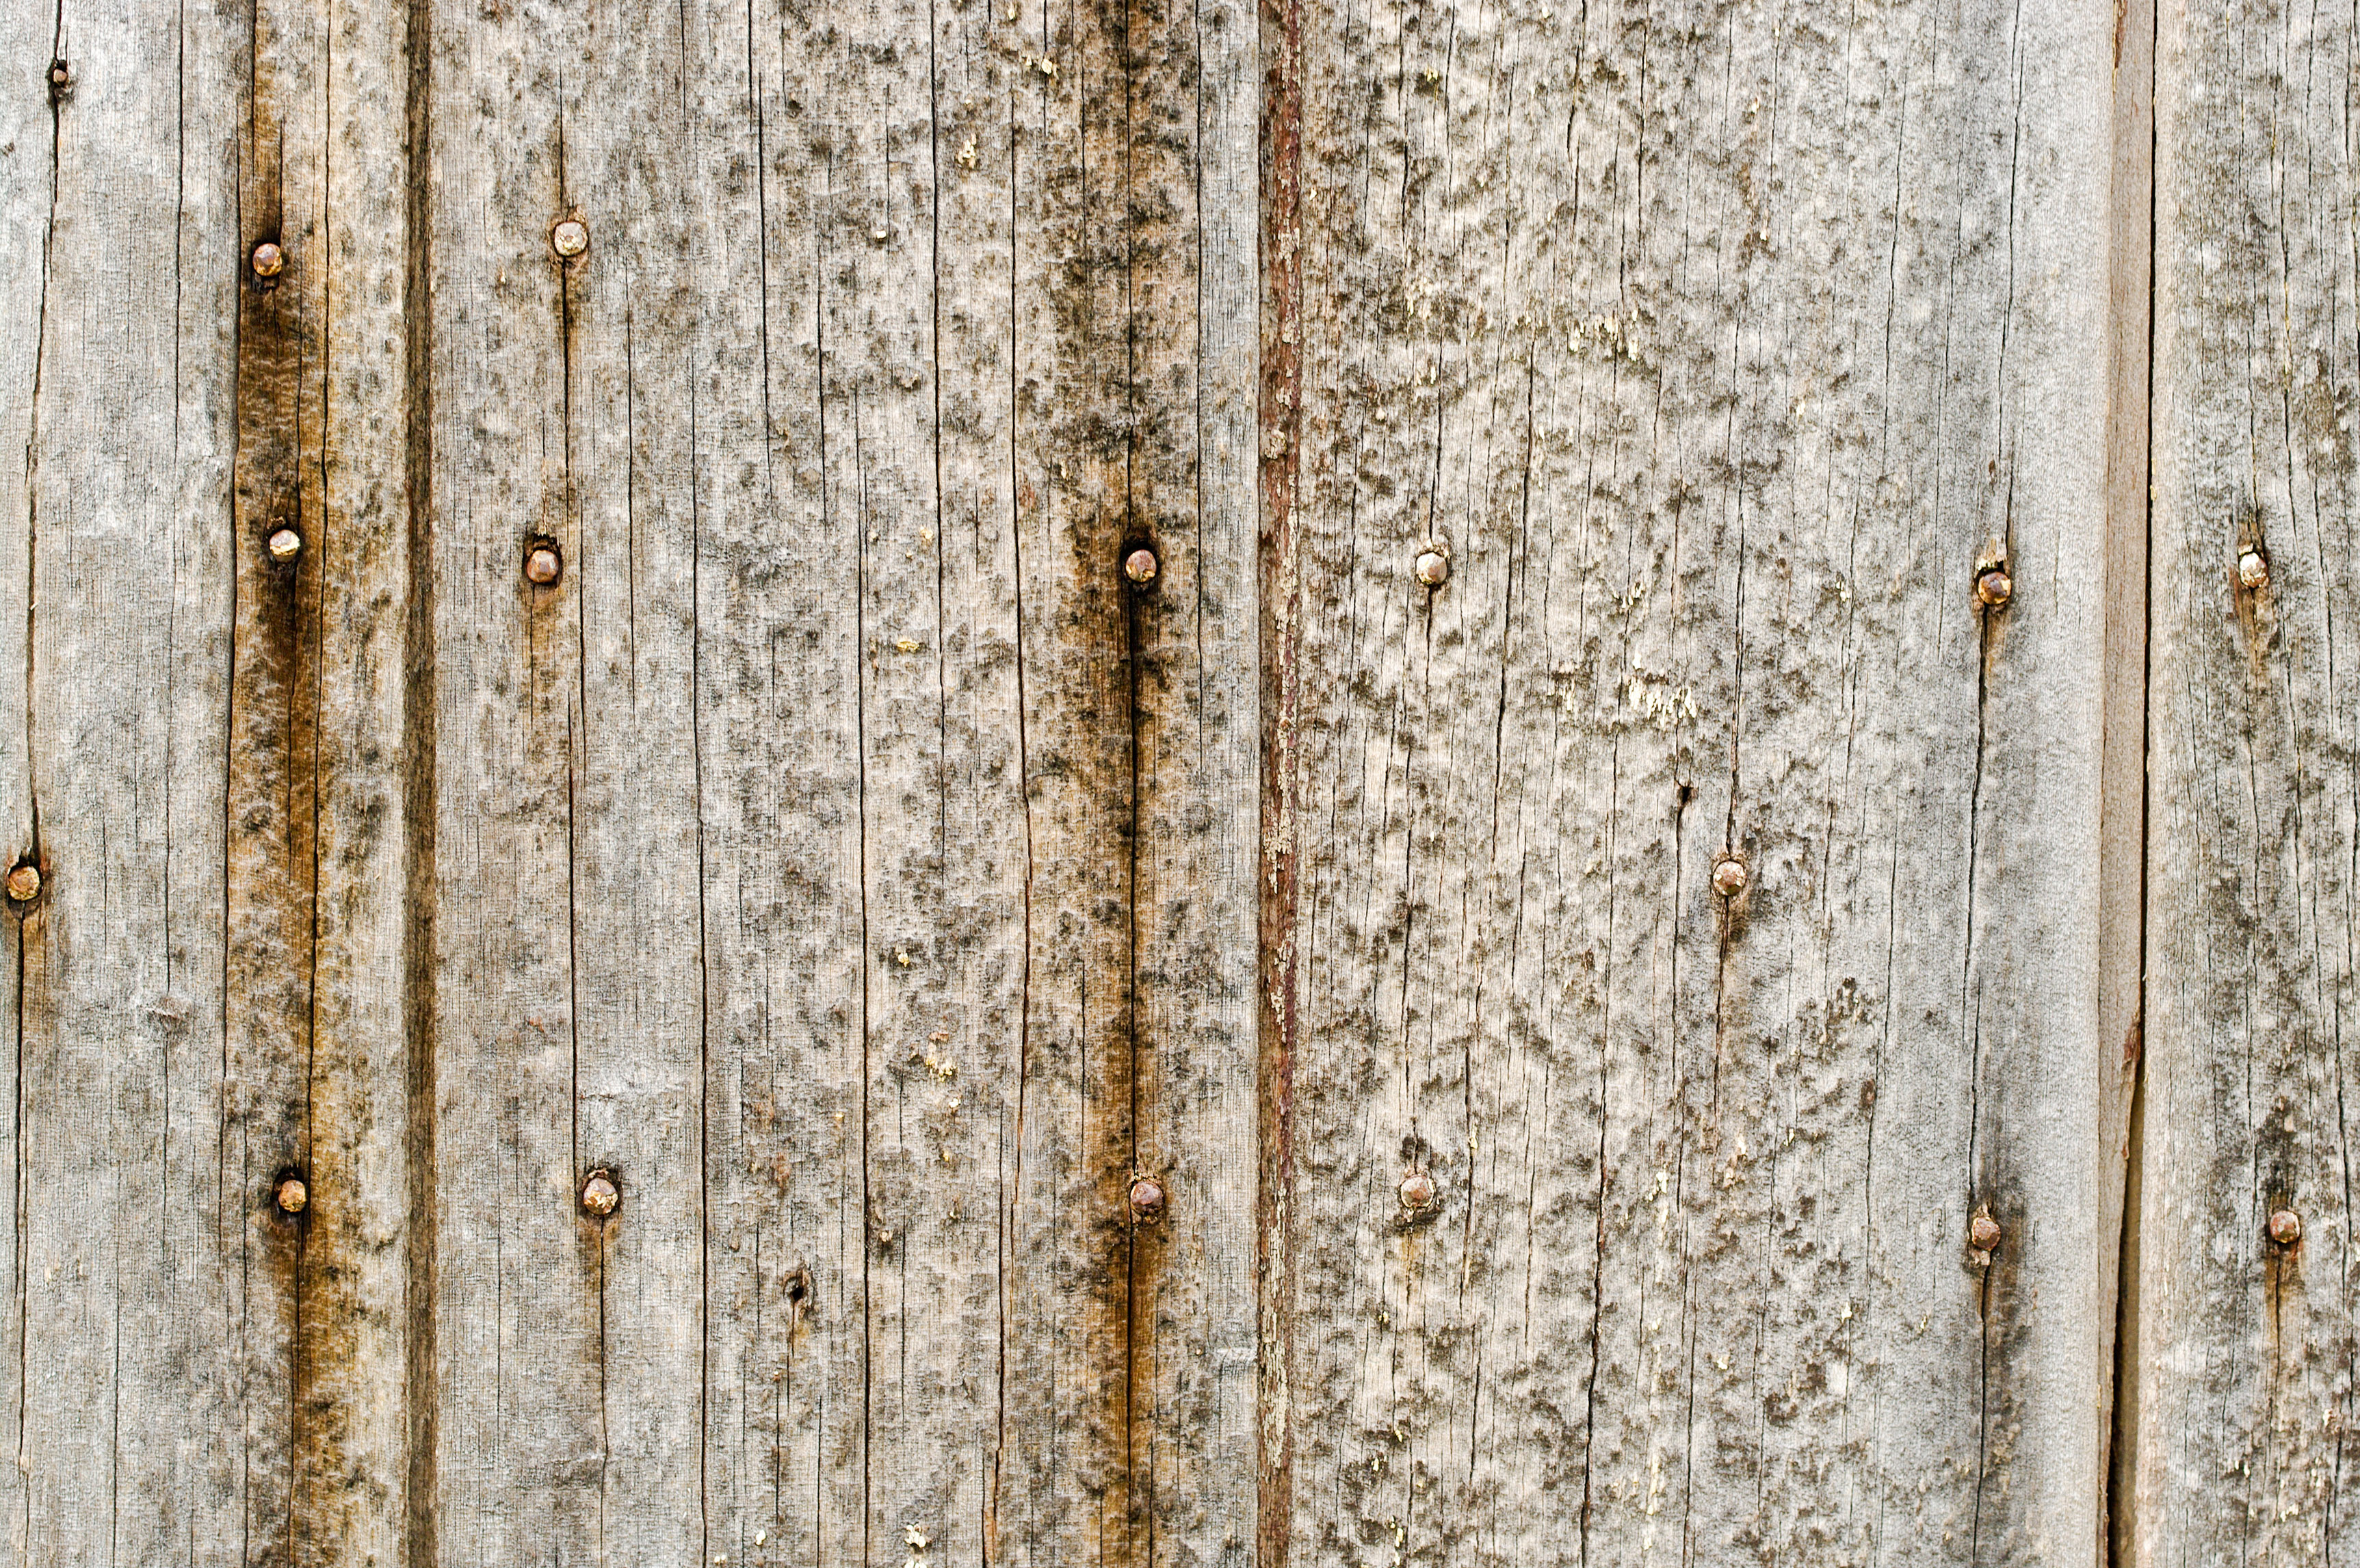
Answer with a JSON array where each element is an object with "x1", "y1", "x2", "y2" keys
[
  {"x1": 2134, "y1": 0, "x2": 2360, "y2": 1557},
  {"x1": 1259, "y1": 0, "x2": 2127, "y2": 1562}
]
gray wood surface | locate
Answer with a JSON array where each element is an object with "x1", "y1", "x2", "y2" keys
[
  {"x1": 1257, "y1": 0, "x2": 2134, "y2": 1561},
  {"x1": 16, "y1": 0, "x2": 2360, "y2": 1560},
  {"x1": 412, "y1": 3, "x2": 1259, "y2": 1568},
  {"x1": 2129, "y1": 0, "x2": 2360, "y2": 1557}
]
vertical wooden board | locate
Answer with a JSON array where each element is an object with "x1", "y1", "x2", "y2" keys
[
  {"x1": 0, "y1": 3, "x2": 48, "y2": 1551},
  {"x1": 1260, "y1": 0, "x2": 2125, "y2": 1563},
  {"x1": 16, "y1": 1, "x2": 248, "y2": 1559},
  {"x1": 417, "y1": 2, "x2": 609, "y2": 1558},
  {"x1": 2136, "y1": 0, "x2": 2360, "y2": 1558}
]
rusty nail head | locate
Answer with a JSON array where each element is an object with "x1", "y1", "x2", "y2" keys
[
  {"x1": 1415, "y1": 549, "x2": 1450, "y2": 588},
  {"x1": 250, "y1": 241, "x2": 284, "y2": 279},
  {"x1": 2269, "y1": 1207, "x2": 2302, "y2": 1246},
  {"x1": 1969, "y1": 1213, "x2": 2002, "y2": 1253},
  {"x1": 525, "y1": 544, "x2": 562, "y2": 585},
  {"x1": 2240, "y1": 549, "x2": 2270, "y2": 590},
  {"x1": 581, "y1": 1169, "x2": 620, "y2": 1216},
  {"x1": 1974, "y1": 567, "x2": 2013, "y2": 609},
  {"x1": 1712, "y1": 854, "x2": 1748, "y2": 898},
  {"x1": 1124, "y1": 547, "x2": 1159, "y2": 585},
  {"x1": 3, "y1": 863, "x2": 38, "y2": 904},
  {"x1": 267, "y1": 527, "x2": 303, "y2": 563},
  {"x1": 47, "y1": 60, "x2": 68, "y2": 92},
  {"x1": 551, "y1": 219, "x2": 589, "y2": 259},
  {"x1": 1397, "y1": 1169, "x2": 1436, "y2": 1212},
  {"x1": 1128, "y1": 1175, "x2": 1165, "y2": 1222},
  {"x1": 275, "y1": 1177, "x2": 309, "y2": 1215}
]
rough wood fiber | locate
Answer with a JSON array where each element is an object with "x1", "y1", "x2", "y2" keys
[
  {"x1": 418, "y1": 2, "x2": 1257, "y2": 1567},
  {"x1": 14, "y1": 0, "x2": 419, "y2": 1562},
  {"x1": 2134, "y1": 0, "x2": 2360, "y2": 1558},
  {"x1": 18, "y1": 4, "x2": 237, "y2": 1560},
  {"x1": 1259, "y1": 0, "x2": 2128, "y2": 1562}
]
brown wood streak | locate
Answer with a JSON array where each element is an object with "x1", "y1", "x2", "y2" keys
[
  {"x1": 227, "y1": 26, "x2": 322, "y2": 1563},
  {"x1": 1255, "y1": 0, "x2": 1301, "y2": 1544}
]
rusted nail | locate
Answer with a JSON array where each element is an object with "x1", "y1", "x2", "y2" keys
[
  {"x1": 1712, "y1": 854, "x2": 1748, "y2": 899},
  {"x1": 1123, "y1": 547, "x2": 1159, "y2": 585},
  {"x1": 3, "y1": 862, "x2": 38, "y2": 904},
  {"x1": 1969, "y1": 1211, "x2": 2002, "y2": 1255},
  {"x1": 524, "y1": 542, "x2": 563, "y2": 586},
  {"x1": 2268, "y1": 1207, "x2": 2302, "y2": 1246},
  {"x1": 580, "y1": 1168, "x2": 620, "y2": 1217},
  {"x1": 1396, "y1": 1169, "x2": 1436, "y2": 1213},
  {"x1": 267, "y1": 527, "x2": 303, "y2": 563},
  {"x1": 1128, "y1": 1175, "x2": 1165, "y2": 1223},
  {"x1": 2239, "y1": 549, "x2": 2270, "y2": 591},
  {"x1": 1414, "y1": 549, "x2": 1450, "y2": 588},
  {"x1": 1974, "y1": 534, "x2": 2012, "y2": 609},
  {"x1": 274, "y1": 1176, "x2": 309, "y2": 1215},
  {"x1": 47, "y1": 60, "x2": 68, "y2": 101},
  {"x1": 250, "y1": 240, "x2": 285, "y2": 279},
  {"x1": 551, "y1": 219, "x2": 589, "y2": 259}
]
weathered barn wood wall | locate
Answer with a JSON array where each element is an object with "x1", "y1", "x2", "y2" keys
[
  {"x1": 1257, "y1": 0, "x2": 2142, "y2": 1559},
  {"x1": 9, "y1": 0, "x2": 2360, "y2": 1560}
]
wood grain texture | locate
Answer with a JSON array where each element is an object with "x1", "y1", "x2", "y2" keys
[
  {"x1": 415, "y1": 2, "x2": 1258, "y2": 1567},
  {"x1": 1257, "y1": 0, "x2": 2131, "y2": 1561},
  {"x1": 20, "y1": 3, "x2": 249, "y2": 1560},
  {"x1": 2133, "y1": 0, "x2": 2360, "y2": 1558},
  {"x1": 14, "y1": 0, "x2": 417, "y2": 1560}
]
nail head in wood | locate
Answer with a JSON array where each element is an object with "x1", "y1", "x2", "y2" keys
[
  {"x1": 274, "y1": 1177, "x2": 309, "y2": 1215},
  {"x1": 551, "y1": 219, "x2": 589, "y2": 259},
  {"x1": 250, "y1": 241, "x2": 285, "y2": 279},
  {"x1": 1969, "y1": 1212, "x2": 2002, "y2": 1254},
  {"x1": 1414, "y1": 549, "x2": 1450, "y2": 588},
  {"x1": 1974, "y1": 567, "x2": 2012, "y2": 609},
  {"x1": 1397, "y1": 1169, "x2": 1436, "y2": 1213},
  {"x1": 525, "y1": 544, "x2": 562, "y2": 586},
  {"x1": 1123, "y1": 547, "x2": 1159, "y2": 585},
  {"x1": 3, "y1": 863, "x2": 38, "y2": 904},
  {"x1": 1128, "y1": 1175, "x2": 1165, "y2": 1223},
  {"x1": 581, "y1": 1169, "x2": 620, "y2": 1216},
  {"x1": 47, "y1": 60, "x2": 68, "y2": 100},
  {"x1": 267, "y1": 527, "x2": 303, "y2": 563},
  {"x1": 2268, "y1": 1207, "x2": 2301, "y2": 1246},
  {"x1": 1712, "y1": 854, "x2": 1747, "y2": 898},
  {"x1": 2239, "y1": 549, "x2": 2269, "y2": 590}
]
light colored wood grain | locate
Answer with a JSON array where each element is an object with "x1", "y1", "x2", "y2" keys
[
  {"x1": 2133, "y1": 0, "x2": 2360, "y2": 1558},
  {"x1": 1259, "y1": 0, "x2": 2130, "y2": 1562},
  {"x1": 415, "y1": 4, "x2": 1261, "y2": 1567},
  {"x1": 16, "y1": 3, "x2": 246, "y2": 1560}
]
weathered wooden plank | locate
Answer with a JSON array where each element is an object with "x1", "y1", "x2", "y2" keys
[
  {"x1": 2132, "y1": 0, "x2": 2360, "y2": 1557},
  {"x1": 16, "y1": 4, "x2": 246, "y2": 1560},
  {"x1": 419, "y1": 1, "x2": 1261, "y2": 1565},
  {"x1": 418, "y1": 1, "x2": 707, "y2": 1560},
  {"x1": 17, "y1": 1, "x2": 418, "y2": 1561},
  {"x1": 1258, "y1": 0, "x2": 2127, "y2": 1563},
  {"x1": 0, "y1": 10, "x2": 48, "y2": 1552}
]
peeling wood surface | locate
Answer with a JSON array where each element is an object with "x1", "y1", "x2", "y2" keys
[
  {"x1": 2132, "y1": 0, "x2": 2360, "y2": 1557},
  {"x1": 1257, "y1": 0, "x2": 2132, "y2": 1560}
]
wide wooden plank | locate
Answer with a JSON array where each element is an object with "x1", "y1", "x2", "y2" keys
[
  {"x1": 2131, "y1": 0, "x2": 2360, "y2": 1557},
  {"x1": 1257, "y1": 0, "x2": 2130, "y2": 1561},
  {"x1": 419, "y1": 2, "x2": 1260, "y2": 1565}
]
